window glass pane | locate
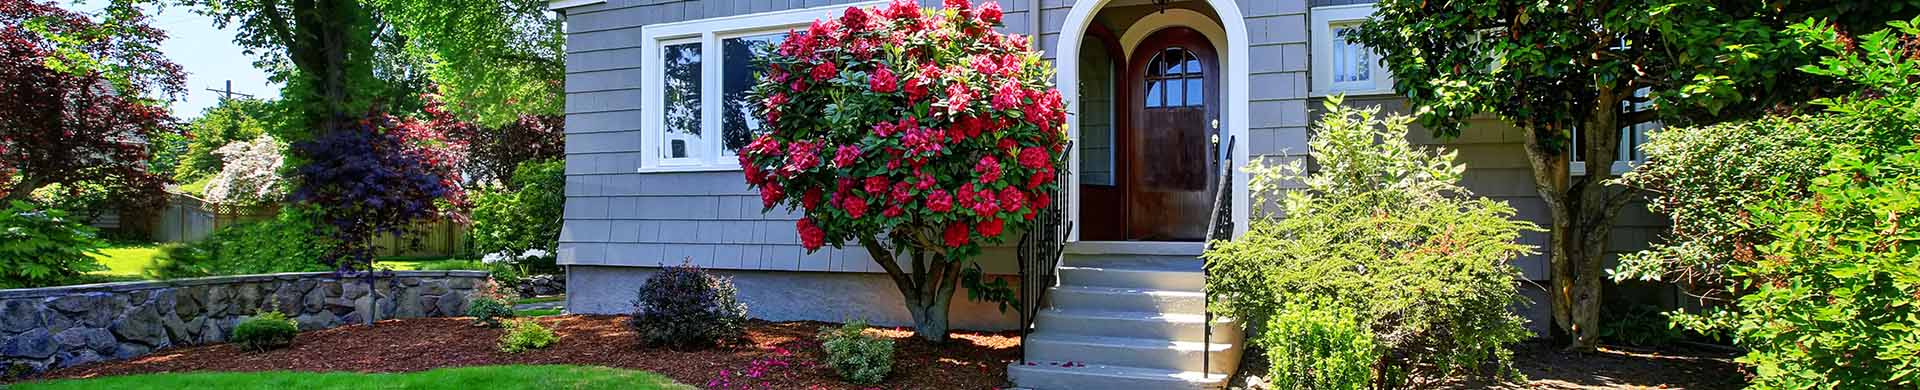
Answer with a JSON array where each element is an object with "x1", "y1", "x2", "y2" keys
[
  {"x1": 1165, "y1": 50, "x2": 1184, "y2": 74},
  {"x1": 1145, "y1": 81, "x2": 1162, "y2": 107},
  {"x1": 662, "y1": 42, "x2": 702, "y2": 159},
  {"x1": 1333, "y1": 25, "x2": 1371, "y2": 83},
  {"x1": 1185, "y1": 78, "x2": 1203, "y2": 106},
  {"x1": 1183, "y1": 52, "x2": 1200, "y2": 76},
  {"x1": 1166, "y1": 77, "x2": 1184, "y2": 107},
  {"x1": 722, "y1": 32, "x2": 788, "y2": 154}
]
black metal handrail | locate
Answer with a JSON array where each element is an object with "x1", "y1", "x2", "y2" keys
[
  {"x1": 1017, "y1": 142, "x2": 1074, "y2": 364},
  {"x1": 1201, "y1": 136, "x2": 1237, "y2": 378}
]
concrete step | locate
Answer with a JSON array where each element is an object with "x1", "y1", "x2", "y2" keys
[
  {"x1": 1023, "y1": 333, "x2": 1239, "y2": 375},
  {"x1": 1047, "y1": 285, "x2": 1206, "y2": 314},
  {"x1": 1032, "y1": 309, "x2": 1240, "y2": 342},
  {"x1": 1009, "y1": 361, "x2": 1227, "y2": 390},
  {"x1": 1063, "y1": 253, "x2": 1205, "y2": 271},
  {"x1": 1065, "y1": 241, "x2": 1206, "y2": 256},
  {"x1": 1058, "y1": 265, "x2": 1204, "y2": 291}
]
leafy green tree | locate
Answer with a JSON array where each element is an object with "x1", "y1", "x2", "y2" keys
[
  {"x1": 176, "y1": 98, "x2": 275, "y2": 183},
  {"x1": 369, "y1": 0, "x2": 563, "y2": 127},
  {"x1": 1349, "y1": 0, "x2": 1917, "y2": 351}
]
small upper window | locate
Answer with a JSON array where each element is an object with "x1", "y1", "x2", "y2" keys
[
  {"x1": 1572, "y1": 88, "x2": 1661, "y2": 176},
  {"x1": 1143, "y1": 47, "x2": 1204, "y2": 108},
  {"x1": 1310, "y1": 4, "x2": 1393, "y2": 95}
]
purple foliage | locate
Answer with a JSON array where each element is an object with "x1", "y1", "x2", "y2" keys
[{"x1": 290, "y1": 117, "x2": 455, "y2": 268}]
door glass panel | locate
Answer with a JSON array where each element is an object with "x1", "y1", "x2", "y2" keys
[
  {"x1": 1185, "y1": 78, "x2": 1203, "y2": 106},
  {"x1": 1165, "y1": 78, "x2": 1183, "y2": 107},
  {"x1": 1145, "y1": 81, "x2": 1162, "y2": 107}
]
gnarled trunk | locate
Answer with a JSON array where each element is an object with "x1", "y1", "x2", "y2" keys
[
  {"x1": 862, "y1": 235, "x2": 965, "y2": 342},
  {"x1": 1523, "y1": 85, "x2": 1635, "y2": 352}
]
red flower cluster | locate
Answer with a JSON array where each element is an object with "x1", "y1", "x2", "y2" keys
[{"x1": 740, "y1": 0, "x2": 1067, "y2": 260}]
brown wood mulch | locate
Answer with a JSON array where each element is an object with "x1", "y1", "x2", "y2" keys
[{"x1": 29, "y1": 315, "x2": 1022, "y2": 390}]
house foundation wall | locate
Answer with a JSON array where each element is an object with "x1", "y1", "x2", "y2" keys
[{"x1": 566, "y1": 265, "x2": 1022, "y2": 331}]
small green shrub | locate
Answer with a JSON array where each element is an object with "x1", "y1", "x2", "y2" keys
[
  {"x1": 629, "y1": 262, "x2": 747, "y2": 350},
  {"x1": 498, "y1": 319, "x2": 557, "y2": 353},
  {"x1": 232, "y1": 311, "x2": 298, "y2": 351},
  {"x1": 816, "y1": 320, "x2": 894, "y2": 385},
  {"x1": 1263, "y1": 300, "x2": 1379, "y2": 390},
  {"x1": 1207, "y1": 99, "x2": 1534, "y2": 387},
  {"x1": 466, "y1": 280, "x2": 517, "y2": 327},
  {"x1": 148, "y1": 207, "x2": 331, "y2": 279},
  {"x1": 470, "y1": 159, "x2": 564, "y2": 274},
  {"x1": 0, "y1": 201, "x2": 106, "y2": 288}
]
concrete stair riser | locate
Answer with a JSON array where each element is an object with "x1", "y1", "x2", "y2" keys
[
  {"x1": 1023, "y1": 334, "x2": 1238, "y2": 375},
  {"x1": 1063, "y1": 254, "x2": 1208, "y2": 271},
  {"x1": 1008, "y1": 363, "x2": 1227, "y2": 390},
  {"x1": 1032, "y1": 310, "x2": 1241, "y2": 342},
  {"x1": 1046, "y1": 286, "x2": 1207, "y2": 314},
  {"x1": 1057, "y1": 266, "x2": 1205, "y2": 291}
]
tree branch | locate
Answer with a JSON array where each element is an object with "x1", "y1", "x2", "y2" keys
[
  {"x1": 860, "y1": 235, "x2": 918, "y2": 297},
  {"x1": 258, "y1": 0, "x2": 295, "y2": 51}
]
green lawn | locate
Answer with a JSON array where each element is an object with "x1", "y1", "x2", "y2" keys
[
  {"x1": 515, "y1": 308, "x2": 564, "y2": 317},
  {"x1": 88, "y1": 243, "x2": 163, "y2": 277},
  {"x1": 374, "y1": 257, "x2": 486, "y2": 271},
  {"x1": 12, "y1": 365, "x2": 692, "y2": 390},
  {"x1": 513, "y1": 295, "x2": 564, "y2": 305}
]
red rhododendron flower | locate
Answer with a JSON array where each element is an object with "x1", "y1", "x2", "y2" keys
[
  {"x1": 833, "y1": 145, "x2": 861, "y2": 168},
  {"x1": 1018, "y1": 146, "x2": 1049, "y2": 169},
  {"x1": 891, "y1": 181, "x2": 913, "y2": 203},
  {"x1": 992, "y1": 81, "x2": 1022, "y2": 110},
  {"x1": 999, "y1": 187, "x2": 1025, "y2": 212},
  {"x1": 976, "y1": 1, "x2": 1003, "y2": 24},
  {"x1": 798, "y1": 218, "x2": 826, "y2": 250},
  {"x1": 945, "y1": 82, "x2": 973, "y2": 113},
  {"x1": 927, "y1": 189, "x2": 954, "y2": 212},
  {"x1": 841, "y1": 6, "x2": 870, "y2": 31},
  {"x1": 871, "y1": 66, "x2": 899, "y2": 93},
  {"x1": 811, "y1": 62, "x2": 838, "y2": 82},
  {"x1": 884, "y1": 0, "x2": 920, "y2": 19},
  {"x1": 803, "y1": 188, "x2": 824, "y2": 209},
  {"x1": 864, "y1": 176, "x2": 889, "y2": 194},
  {"x1": 977, "y1": 217, "x2": 1003, "y2": 238},
  {"x1": 761, "y1": 181, "x2": 785, "y2": 208},
  {"x1": 943, "y1": 222, "x2": 970, "y2": 247},
  {"x1": 943, "y1": 0, "x2": 972, "y2": 13},
  {"x1": 883, "y1": 205, "x2": 904, "y2": 217},
  {"x1": 843, "y1": 195, "x2": 869, "y2": 218},
  {"x1": 975, "y1": 156, "x2": 1002, "y2": 184}
]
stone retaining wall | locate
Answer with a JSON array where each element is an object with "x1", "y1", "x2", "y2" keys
[{"x1": 0, "y1": 271, "x2": 490, "y2": 375}]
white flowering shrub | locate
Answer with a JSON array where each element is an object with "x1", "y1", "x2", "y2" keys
[{"x1": 203, "y1": 135, "x2": 286, "y2": 206}]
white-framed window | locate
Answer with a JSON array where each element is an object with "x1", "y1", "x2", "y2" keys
[
  {"x1": 1310, "y1": 4, "x2": 1393, "y2": 96},
  {"x1": 1572, "y1": 88, "x2": 1661, "y2": 176},
  {"x1": 637, "y1": 2, "x2": 883, "y2": 173}
]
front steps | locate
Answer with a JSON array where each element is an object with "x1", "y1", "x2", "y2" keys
[{"x1": 1009, "y1": 242, "x2": 1243, "y2": 390}]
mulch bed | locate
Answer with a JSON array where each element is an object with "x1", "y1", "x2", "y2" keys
[{"x1": 29, "y1": 315, "x2": 1022, "y2": 390}]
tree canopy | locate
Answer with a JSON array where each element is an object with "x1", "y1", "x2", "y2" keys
[{"x1": 1, "y1": 0, "x2": 182, "y2": 206}]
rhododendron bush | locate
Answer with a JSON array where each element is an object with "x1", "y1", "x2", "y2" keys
[{"x1": 741, "y1": 0, "x2": 1066, "y2": 341}]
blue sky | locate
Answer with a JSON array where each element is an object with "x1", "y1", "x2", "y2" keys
[{"x1": 64, "y1": 1, "x2": 279, "y2": 120}]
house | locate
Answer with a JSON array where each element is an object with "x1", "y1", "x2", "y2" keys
[{"x1": 548, "y1": 0, "x2": 1669, "y2": 388}]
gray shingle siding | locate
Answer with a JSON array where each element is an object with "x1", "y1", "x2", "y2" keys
[{"x1": 557, "y1": 0, "x2": 1313, "y2": 273}]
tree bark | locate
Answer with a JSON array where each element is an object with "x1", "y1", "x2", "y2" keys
[
  {"x1": 861, "y1": 234, "x2": 963, "y2": 342},
  {"x1": 1526, "y1": 85, "x2": 1637, "y2": 352}
]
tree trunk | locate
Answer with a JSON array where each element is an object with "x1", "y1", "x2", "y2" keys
[
  {"x1": 1524, "y1": 86, "x2": 1636, "y2": 352},
  {"x1": 861, "y1": 235, "x2": 963, "y2": 343}
]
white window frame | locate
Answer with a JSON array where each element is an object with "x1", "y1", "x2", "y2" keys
[
  {"x1": 1309, "y1": 4, "x2": 1394, "y2": 96},
  {"x1": 637, "y1": 2, "x2": 884, "y2": 173}
]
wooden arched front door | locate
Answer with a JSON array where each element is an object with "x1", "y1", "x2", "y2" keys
[{"x1": 1124, "y1": 27, "x2": 1219, "y2": 241}]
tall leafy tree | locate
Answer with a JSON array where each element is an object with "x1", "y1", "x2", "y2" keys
[
  {"x1": 1, "y1": 0, "x2": 183, "y2": 205},
  {"x1": 176, "y1": 97, "x2": 275, "y2": 183},
  {"x1": 370, "y1": 0, "x2": 563, "y2": 127},
  {"x1": 1349, "y1": 0, "x2": 1916, "y2": 350}
]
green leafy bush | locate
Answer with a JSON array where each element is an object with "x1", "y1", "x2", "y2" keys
[
  {"x1": 1206, "y1": 99, "x2": 1535, "y2": 387},
  {"x1": 498, "y1": 318, "x2": 557, "y2": 353},
  {"x1": 147, "y1": 207, "x2": 331, "y2": 279},
  {"x1": 0, "y1": 201, "x2": 107, "y2": 288},
  {"x1": 470, "y1": 159, "x2": 563, "y2": 273},
  {"x1": 466, "y1": 280, "x2": 517, "y2": 327},
  {"x1": 1612, "y1": 17, "x2": 1920, "y2": 388},
  {"x1": 1262, "y1": 299, "x2": 1378, "y2": 390},
  {"x1": 629, "y1": 262, "x2": 747, "y2": 350},
  {"x1": 232, "y1": 311, "x2": 298, "y2": 351},
  {"x1": 817, "y1": 320, "x2": 894, "y2": 385}
]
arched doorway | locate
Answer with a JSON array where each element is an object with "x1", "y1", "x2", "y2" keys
[
  {"x1": 1125, "y1": 28, "x2": 1218, "y2": 240},
  {"x1": 1058, "y1": 0, "x2": 1251, "y2": 243}
]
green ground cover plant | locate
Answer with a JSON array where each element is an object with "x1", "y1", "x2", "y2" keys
[{"x1": 817, "y1": 320, "x2": 894, "y2": 385}]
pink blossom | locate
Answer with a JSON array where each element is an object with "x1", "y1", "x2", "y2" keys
[
  {"x1": 976, "y1": 1, "x2": 1003, "y2": 24},
  {"x1": 927, "y1": 189, "x2": 954, "y2": 212},
  {"x1": 870, "y1": 66, "x2": 899, "y2": 93},
  {"x1": 975, "y1": 155, "x2": 1002, "y2": 184},
  {"x1": 992, "y1": 81, "x2": 1022, "y2": 110},
  {"x1": 833, "y1": 145, "x2": 861, "y2": 168}
]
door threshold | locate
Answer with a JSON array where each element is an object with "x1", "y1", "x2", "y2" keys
[{"x1": 1065, "y1": 241, "x2": 1206, "y2": 256}]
